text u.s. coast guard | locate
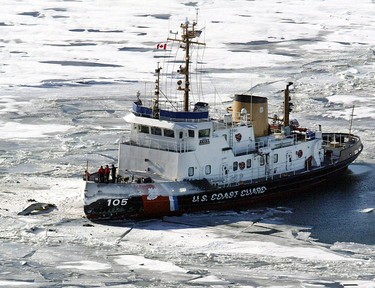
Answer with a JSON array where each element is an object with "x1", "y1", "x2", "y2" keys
[{"x1": 192, "y1": 186, "x2": 267, "y2": 203}]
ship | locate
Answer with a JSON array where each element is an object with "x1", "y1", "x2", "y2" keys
[{"x1": 83, "y1": 17, "x2": 363, "y2": 221}]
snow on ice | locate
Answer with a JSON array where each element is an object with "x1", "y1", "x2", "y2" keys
[{"x1": 1, "y1": 0, "x2": 375, "y2": 286}]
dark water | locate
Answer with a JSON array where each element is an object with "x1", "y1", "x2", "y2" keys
[{"x1": 277, "y1": 163, "x2": 375, "y2": 245}]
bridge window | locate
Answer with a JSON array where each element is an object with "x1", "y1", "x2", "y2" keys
[
  {"x1": 233, "y1": 161, "x2": 238, "y2": 171},
  {"x1": 151, "y1": 126, "x2": 162, "y2": 136},
  {"x1": 164, "y1": 129, "x2": 175, "y2": 138},
  {"x1": 188, "y1": 167, "x2": 194, "y2": 176},
  {"x1": 188, "y1": 130, "x2": 195, "y2": 138},
  {"x1": 139, "y1": 125, "x2": 149, "y2": 134},
  {"x1": 205, "y1": 165, "x2": 211, "y2": 175},
  {"x1": 198, "y1": 128, "x2": 210, "y2": 138}
]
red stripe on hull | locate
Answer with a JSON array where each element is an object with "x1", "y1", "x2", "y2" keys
[{"x1": 142, "y1": 195, "x2": 170, "y2": 217}]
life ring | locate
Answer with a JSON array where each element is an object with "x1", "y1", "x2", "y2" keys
[
  {"x1": 239, "y1": 162, "x2": 245, "y2": 170},
  {"x1": 297, "y1": 150, "x2": 303, "y2": 158},
  {"x1": 235, "y1": 133, "x2": 242, "y2": 142}
]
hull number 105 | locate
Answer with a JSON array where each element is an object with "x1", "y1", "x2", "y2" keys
[{"x1": 107, "y1": 199, "x2": 128, "y2": 207}]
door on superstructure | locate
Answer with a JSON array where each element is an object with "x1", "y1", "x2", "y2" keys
[
  {"x1": 286, "y1": 151, "x2": 293, "y2": 171},
  {"x1": 265, "y1": 154, "x2": 272, "y2": 176},
  {"x1": 221, "y1": 163, "x2": 229, "y2": 184}
]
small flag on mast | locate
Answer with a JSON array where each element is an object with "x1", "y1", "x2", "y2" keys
[{"x1": 156, "y1": 43, "x2": 167, "y2": 50}]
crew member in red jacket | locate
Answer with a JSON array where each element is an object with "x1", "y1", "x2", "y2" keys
[
  {"x1": 104, "y1": 165, "x2": 110, "y2": 183},
  {"x1": 98, "y1": 166, "x2": 105, "y2": 183}
]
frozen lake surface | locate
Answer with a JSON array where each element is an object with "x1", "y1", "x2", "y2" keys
[{"x1": 1, "y1": 0, "x2": 375, "y2": 286}]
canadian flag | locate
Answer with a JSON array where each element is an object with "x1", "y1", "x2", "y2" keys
[{"x1": 156, "y1": 43, "x2": 167, "y2": 50}]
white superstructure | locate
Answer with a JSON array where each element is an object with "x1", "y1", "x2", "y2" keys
[{"x1": 118, "y1": 94, "x2": 324, "y2": 187}]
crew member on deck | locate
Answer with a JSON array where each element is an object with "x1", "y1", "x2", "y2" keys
[
  {"x1": 105, "y1": 165, "x2": 110, "y2": 183},
  {"x1": 98, "y1": 166, "x2": 105, "y2": 183},
  {"x1": 111, "y1": 164, "x2": 117, "y2": 183}
]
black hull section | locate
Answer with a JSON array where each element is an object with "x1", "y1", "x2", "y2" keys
[
  {"x1": 177, "y1": 159, "x2": 349, "y2": 213},
  {"x1": 84, "y1": 157, "x2": 357, "y2": 221}
]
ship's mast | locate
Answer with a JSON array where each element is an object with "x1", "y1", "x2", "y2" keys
[
  {"x1": 168, "y1": 17, "x2": 205, "y2": 112},
  {"x1": 153, "y1": 62, "x2": 162, "y2": 118},
  {"x1": 283, "y1": 82, "x2": 294, "y2": 127}
]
